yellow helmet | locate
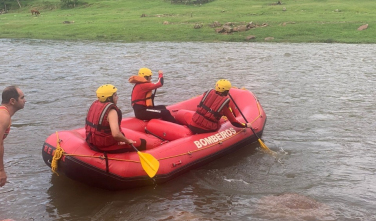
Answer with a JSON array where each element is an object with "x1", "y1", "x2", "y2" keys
[
  {"x1": 215, "y1": 79, "x2": 232, "y2": 92},
  {"x1": 138, "y1": 68, "x2": 153, "y2": 77},
  {"x1": 96, "y1": 84, "x2": 117, "y2": 102}
]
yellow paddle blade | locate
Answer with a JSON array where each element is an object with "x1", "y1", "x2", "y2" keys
[
  {"x1": 137, "y1": 151, "x2": 160, "y2": 178},
  {"x1": 258, "y1": 138, "x2": 269, "y2": 150},
  {"x1": 258, "y1": 138, "x2": 277, "y2": 156}
]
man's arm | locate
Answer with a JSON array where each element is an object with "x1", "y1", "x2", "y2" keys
[
  {"x1": 140, "y1": 81, "x2": 163, "y2": 92},
  {"x1": 108, "y1": 109, "x2": 135, "y2": 144},
  {"x1": 0, "y1": 111, "x2": 10, "y2": 187},
  {"x1": 223, "y1": 107, "x2": 251, "y2": 128},
  {"x1": 0, "y1": 139, "x2": 6, "y2": 187},
  {"x1": 140, "y1": 71, "x2": 164, "y2": 91}
]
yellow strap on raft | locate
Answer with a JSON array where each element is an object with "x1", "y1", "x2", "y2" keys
[{"x1": 51, "y1": 131, "x2": 64, "y2": 176}]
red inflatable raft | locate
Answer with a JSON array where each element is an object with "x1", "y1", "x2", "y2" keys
[{"x1": 42, "y1": 88, "x2": 267, "y2": 190}]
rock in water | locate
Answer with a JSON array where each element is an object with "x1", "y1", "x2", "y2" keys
[{"x1": 257, "y1": 193, "x2": 335, "y2": 220}]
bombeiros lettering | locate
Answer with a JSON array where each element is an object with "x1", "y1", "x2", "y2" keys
[{"x1": 194, "y1": 128, "x2": 236, "y2": 148}]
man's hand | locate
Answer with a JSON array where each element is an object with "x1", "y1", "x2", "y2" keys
[
  {"x1": 126, "y1": 139, "x2": 136, "y2": 144},
  {"x1": 0, "y1": 169, "x2": 7, "y2": 187},
  {"x1": 158, "y1": 70, "x2": 163, "y2": 78},
  {"x1": 118, "y1": 139, "x2": 136, "y2": 145}
]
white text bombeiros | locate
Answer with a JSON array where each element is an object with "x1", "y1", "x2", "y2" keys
[{"x1": 194, "y1": 128, "x2": 237, "y2": 148}]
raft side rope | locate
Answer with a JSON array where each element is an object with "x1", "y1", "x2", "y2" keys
[
  {"x1": 51, "y1": 131, "x2": 64, "y2": 176},
  {"x1": 62, "y1": 153, "x2": 139, "y2": 163}
]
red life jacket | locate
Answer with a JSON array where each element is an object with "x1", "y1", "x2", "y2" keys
[
  {"x1": 0, "y1": 106, "x2": 10, "y2": 139},
  {"x1": 129, "y1": 76, "x2": 155, "y2": 107},
  {"x1": 192, "y1": 89, "x2": 230, "y2": 131},
  {"x1": 131, "y1": 83, "x2": 154, "y2": 107},
  {"x1": 85, "y1": 100, "x2": 122, "y2": 151}
]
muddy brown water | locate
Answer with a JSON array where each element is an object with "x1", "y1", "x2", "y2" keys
[{"x1": 1, "y1": 39, "x2": 375, "y2": 220}]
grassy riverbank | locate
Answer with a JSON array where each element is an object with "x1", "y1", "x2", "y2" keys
[{"x1": 0, "y1": 0, "x2": 375, "y2": 43}]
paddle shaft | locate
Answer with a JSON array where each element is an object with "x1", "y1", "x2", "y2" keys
[
  {"x1": 131, "y1": 143, "x2": 139, "y2": 152},
  {"x1": 152, "y1": 89, "x2": 157, "y2": 106}
]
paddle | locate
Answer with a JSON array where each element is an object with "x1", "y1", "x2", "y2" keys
[
  {"x1": 131, "y1": 140, "x2": 159, "y2": 178},
  {"x1": 228, "y1": 93, "x2": 275, "y2": 155},
  {"x1": 152, "y1": 89, "x2": 157, "y2": 106}
]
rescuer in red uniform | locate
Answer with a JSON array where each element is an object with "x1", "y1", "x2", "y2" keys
[{"x1": 129, "y1": 68, "x2": 176, "y2": 123}]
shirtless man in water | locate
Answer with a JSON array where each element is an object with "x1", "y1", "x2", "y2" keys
[{"x1": 0, "y1": 86, "x2": 26, "y2": 187}]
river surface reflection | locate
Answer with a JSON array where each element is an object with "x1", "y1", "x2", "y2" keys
[{"x1": 0, "y1": 39, "x2": 375, "y2": 221}]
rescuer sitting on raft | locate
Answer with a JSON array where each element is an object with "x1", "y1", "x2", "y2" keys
[
  {"x1": 85, "y1": 84, "x2": 136, "y2": 152},
  {"x1": 175, "y1": 79, "x2": 252, "y2": 134},
  {"x1": 129, "y1": 68, "x2": 177, "y2": 123}
]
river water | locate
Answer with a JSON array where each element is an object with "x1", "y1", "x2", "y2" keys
[{"x1": 0, "y1": 39, "x2": 375, "y2": 221}]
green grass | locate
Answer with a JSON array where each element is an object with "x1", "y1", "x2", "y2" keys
[{"x1": 0, "y1": 0, "x2": 375, "y2": 43}]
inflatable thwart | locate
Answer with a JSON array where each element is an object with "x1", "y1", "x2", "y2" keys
[{"x1": 42, "y1": 88, "x2": 267, "y2": 190}]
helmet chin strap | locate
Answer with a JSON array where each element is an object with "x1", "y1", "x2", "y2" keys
[
  {"x1": 222, "y1": 90, "x2": 229, "y2": 96},
  {"x1": 107, "y1": 97, "x2": 113, "y2": 103}
]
